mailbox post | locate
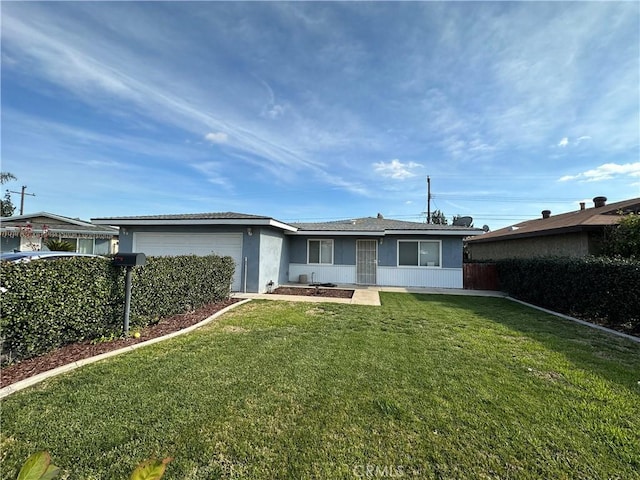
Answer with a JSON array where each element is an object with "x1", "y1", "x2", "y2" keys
[{"x1": 113, "y1": 253, "x2": 146, "y2": 336}]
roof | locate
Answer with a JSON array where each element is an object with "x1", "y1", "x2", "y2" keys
[
  {"x1": 290, "y1": 216, "x2": 482, "y2": 236},
  {"x1": 1, "y1": 212, "x2": 118, "y2": 236},
  {"x1": 93, "y1": 212, "x2": 270, "y2": 221},
  {"x1": 467, "y1": 197, "x2": 640, "y2": 244},
  {"x1": 91, "y1": 211, "x2": 481, "y2": 236},
  {"x1": 92, "y1": 211, "x2": 297, "y2": 232}
]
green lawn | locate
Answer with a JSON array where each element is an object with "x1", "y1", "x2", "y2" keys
[{"x1": 1, "y1": 293, "x2": 639, "y2": 479}]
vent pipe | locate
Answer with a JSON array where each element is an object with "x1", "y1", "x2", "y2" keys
[
  {"x1": 579, "y1": 202, "x2": 585, "y2": 211},
  {"x1": 593, "y1": 196, "x2": 607, "y2": 208},
  {"x1": 541, "y1": 210, "x2": 551, "y2": 219}
]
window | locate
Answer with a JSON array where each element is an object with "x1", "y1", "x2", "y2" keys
[
  {"x1": 94, "y1": 238, "x2": 111, "y2": 255},
  {"x1": 398, "y1": 240, "x2": 441, "y2": 267},
  {"x1": 77, "y1": 238, "x2": 94, "y2": 254},
  {"x1": 61, "y1": 238, "x2": 78, "y2": 251},
  {"x1": 308, "y1": 239, "x2": 333, "y2": 264}
]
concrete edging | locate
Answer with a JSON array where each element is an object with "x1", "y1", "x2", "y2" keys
[
  {"x1": 505, "y1": 296, "x2": 640, "y2": 344},
  {"x1": 0, "y1": 299, "x2": 252, "y2": 400}
]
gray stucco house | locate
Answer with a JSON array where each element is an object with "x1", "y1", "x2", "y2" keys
[{"x1": 93, "y1": 212, "x2": 481, "y2": 292}]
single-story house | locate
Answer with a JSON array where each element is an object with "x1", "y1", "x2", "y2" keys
[
  {"x1": 465, "y1": 196, "x2": 640, "y2": 261},
  {"x1": 92, "y1": 212, "x2": 482, "y2": 292},
  {"x1": 0, "y1": 212, "x2": 119, "y2": 254}
]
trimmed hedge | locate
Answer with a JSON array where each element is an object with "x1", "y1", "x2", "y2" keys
[
  {"x1": 495, "y1": 257, "x2": 640, "y2": 334},
  {"x1": 129, "y1": 255, "x2": 235, "y2": 324},
  {"x1": 0, "y1": 255, "x2": 234, "y2": 363}
]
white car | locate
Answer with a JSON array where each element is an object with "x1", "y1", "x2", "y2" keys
[{"x1": 0, "y1": 251, "x2": 103, "y2": 263}]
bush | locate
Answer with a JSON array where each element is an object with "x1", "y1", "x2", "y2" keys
[
  {"x1": 129, "y1": 255, "x2": 235, "y2": 324},
  {"x1": 0, "y1": 255, "x2": 234, "y2": 363},
  {"x1": 44, "y1": 239, "x2": 76, "y2": 252},
  {"x1": 495, "y1": 257, "x2": 640, "y2": 334},
  {"x1": 602, "y1": 213, "x2": 640, "y2": 259}
]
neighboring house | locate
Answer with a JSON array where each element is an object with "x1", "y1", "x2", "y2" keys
[
  {"x1": 92, "y1": 212, "x2": 481, "y2": 293},
  {"x1": 0, "y1": 212, "x2": 119, "y2": 254},
  {"x1": 465, "y1": 196, "x2": 640, "y2": 261}
]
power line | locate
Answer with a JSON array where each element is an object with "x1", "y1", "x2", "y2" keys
[
  {"x1": 8, "y1": 186, "x2": 36, "y2": 215},
  {"x1": 433, "y1": 194, "x2": 578, "y2": 203}
]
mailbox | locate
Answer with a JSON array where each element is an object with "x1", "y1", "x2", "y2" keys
[{"x1": 113, "y1": 252, "x2": 146, "y2": 267}]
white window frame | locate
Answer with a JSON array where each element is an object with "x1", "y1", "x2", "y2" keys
[
  {"x1": 397, "y1": 239, "x2": 442, "y2": 268},
  {"x1": 307, "y1": 239, "x2": 334, "y2": 265}
]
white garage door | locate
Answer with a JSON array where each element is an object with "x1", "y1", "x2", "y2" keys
[{"x1": 133, "y1": 232, "x2": 243, "y2": 291}]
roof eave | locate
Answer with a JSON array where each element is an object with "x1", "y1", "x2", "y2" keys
[
  {"x1": 3, "y1": 212, "x2": 95, "y2": 228},
  {"x1": 286, "y1": 229, "x2": 482, "y2": 236},
  {"x1": 465, "y1": 224, "x2": 603, "y2": 243},
  {"x1": 92, "y1": 217, "x2": 298, "y2": 232}
]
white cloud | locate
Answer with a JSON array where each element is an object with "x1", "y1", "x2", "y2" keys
[
  {"x1": 559, "y1": 162, "x2": 640, "y2": 182},
  {"x1": 204, "y1": 132, "x2": 228, "y2": 144},
  {"x1": 191, "y1": 162, "x2": 231, "y2": 188},
  {"x1": 576, "y1": 135, "x2": 592, "y2": 144},
  {"x1": 262, "y1": 104, "x2": 285, "y2": 119},
  {"x1": 373, "y1": 159, "x2": 422, "y2": 179},
  {"x1": 558, "y1": 137, "x2": 569, "y2": 147}
]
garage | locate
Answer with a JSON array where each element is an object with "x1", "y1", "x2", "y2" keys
[{"x1": 133, "y1": 232, "x2": 243, "y2": 291}]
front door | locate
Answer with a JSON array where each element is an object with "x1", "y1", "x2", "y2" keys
[{"x1": 356, "y1": 239, "x2": 377, "y2": 285}]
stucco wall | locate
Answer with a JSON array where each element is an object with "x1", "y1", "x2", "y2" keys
[
  {"x1": 289, "y1": 235, "x2": 463, "y2": 268},
  {"x1": 288, "y1": 235, "x2": 359, "y2": 265},
  {"x1": 379, "y1": 236, "x2": 463, "y2": 268},
  {"x1": 467, "y1": 232, "x2": 593, "y2": 261}
]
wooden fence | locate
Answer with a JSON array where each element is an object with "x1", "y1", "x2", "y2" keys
[{"x1": 463, "y1": 263, "x2": 499, "y2": 291}]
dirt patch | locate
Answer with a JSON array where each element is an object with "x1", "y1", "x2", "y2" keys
[
  {"x1": 272, "y1": 286, "x2": 354, "y2": 298},
  {"x1": 1, "y1": 298, "x2": 241, "y2": 388}
]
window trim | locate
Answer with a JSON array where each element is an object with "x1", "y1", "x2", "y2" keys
[
  {"x1": 307, "y1": 238, "x2": 334, "y2": 265},
  {"x1": 397, "y1": 239, "x2": 442, "y2": 268}
]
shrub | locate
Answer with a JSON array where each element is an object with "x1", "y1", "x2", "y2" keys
[
  {"x1": 495, "y1": 256, "x2": 640, "y2": 334},
  {"x1": 0, "y1": 255, "x2": 235, "y2": 363},
  {"x1": 44, "y1": 239, "x2": 76, "y2": 252},
  {"x1": 602, "y1": 213, "x2": 640, "y2": 259},
  {"x1": 1, "y1": 257, "x2": 120, "y2": 362},
  {"x1": 129, "y1": 255, "x2": 235, "y2": 324}
]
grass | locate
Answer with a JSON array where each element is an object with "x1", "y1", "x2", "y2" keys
[{"x1": 1, "y1": 293, "x2": 639, "y2": 479}]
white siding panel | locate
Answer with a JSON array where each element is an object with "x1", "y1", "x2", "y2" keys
[
  {"x1": 133, "y1": 232, "x2": 243, "y2": 291},
  {"x1": 377, "y1": 267, "x2": 462, "y2": 288},
  {"x1": 289, "y1": 263, "x2": 356, "y2": 284}
]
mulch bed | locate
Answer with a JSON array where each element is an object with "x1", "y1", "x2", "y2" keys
[
  {"x1": 1, "y1": 298, "x2": 241, "y2": 388},
  {"x1": 272, "y1": 286, "x2": 354, "y2": 298}
]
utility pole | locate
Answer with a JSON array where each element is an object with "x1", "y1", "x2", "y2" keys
[
  {"x1": 8, "y1": 186, "x2": 36, "y2": 215},
  {"x1": 426, "y1": 176, "x2": 432, "y2": 224}
]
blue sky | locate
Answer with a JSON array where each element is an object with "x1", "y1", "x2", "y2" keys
[{"x1": 2, "y1": 1, "x2": 638, "y2": 229}]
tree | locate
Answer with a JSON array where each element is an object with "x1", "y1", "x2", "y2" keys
[
  {"x1": 602, "y1": 213, "x2": 640, "y2": 259},
  {"x1": 430, "y1": 209, "x2": 448, "y2": 225},
  {"x1": 1, "y1": 191, "x2": 16, "y2": 217},
  {"x1": 0, "y1": 171, "x2": 17, "y2": 217},
  {"x1": 0, "y1": 172, "x2": 16, "y2": 184}
]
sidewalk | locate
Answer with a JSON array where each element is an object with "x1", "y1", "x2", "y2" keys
[{"x1": 233, "y1": 285, "x2": 506, "y2": 306}]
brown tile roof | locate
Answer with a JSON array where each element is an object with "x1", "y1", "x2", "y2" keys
[{"x1": 467, "y1": 197, "x2": 640, "y2": 244}]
